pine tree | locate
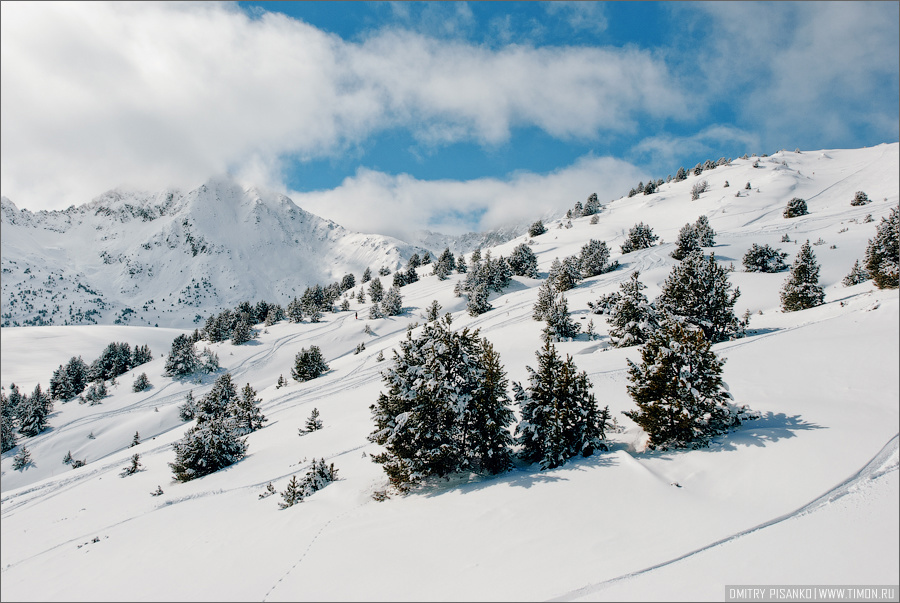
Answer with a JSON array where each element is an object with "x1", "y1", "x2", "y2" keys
[
  {"x1": 583, "y1": 193, "x2": 601, "y2": 216},
  {"x1": 507, "y1": 243, "x2": 539, "y2": 278},
  {"x1": 694, "y1": 215, "x2": 716, "y2": 247},
  {"x1": 18, "y1": 385, "x2": 49, "y2": 437},
  {"x1": 369, "y1": 317, "x2": 514, "y2": 490},
  {"x1": 691, "y1": 180, "x2": 709, "y2": 201},
  {"x1": 864, "y1": 205, "x2": 899, "y2": 289},
  {"x1": 783, "y1": 197, "x2": 808, "y2": 218},
  {"x1": 120, "y1": 453, "x2": 142, "y2": 477},
  {"x1": 532, "y1": 280, "x2": 556, "y2": 321},
  {"x1": 376, "y1": 350, "x2": 385, "y2": 362},
  {"x1": 367, "y1": 278, "x2": 384, "y2": 303},
  {"x1": 623, "y1": 318, "x2": 755, "y2": 450},
  {"x1": 608, "y1": 271, "x2": 658, "y2": 347},
  {"x1": 842, "y1": 259, "x2": 870, "y2": 286},
  {"x1": 850, "y1": 191, "x2": 869, "y2": 206},
  {"x1": 231, "y1": 316, "x2": 252, "y2": 345},
  {"x1": 528, "y1": 220, "x2": 547, "y2": 237},
  {"x1": 362, "y1": 267, "x2": 372, "y2": 283},
  {"x1": 178, "y1": 390, "x2": 197, "y2": 421},
  {"x1": 169, "y1": 374, "x2": 247, "y2": 482},
  {"x1": 12, "y1": 445, "x2": 32, "y2": 470},
  {"x1": 230, "y1": 384, "x2": 267, "y2": 436},
  {"x1": 656, "y1": 251, "x2": 743, "y2": 343},
  {"x1": 743, "y1": 243, "x2": 788, "y2": 273},
  {"x1": 131, "y1": 431, "x2": 141, "y2": 447},
  {"x1": 278, "y1": 475, "x2": 305, "y2": 508},
  {"x1": 547, "y1": 256, "x2": 582, "y2": 292},
  {"x1": 781, "y1": 240, "x2": 825, "y2": 311},
  {"x1": 671, "y1": 223, "x2": 700, "y2": 260},
  {"x1": 303, "y1": 407, "x2": 323, "y2": 433},
  {"x1": 286, "y1": 297, "x2": 304, "y2": 323},
  {"x1": 164, "y1": 334, "x2": 200, "y2": 377},
  {"x1": 514, "y1": 340, "x2": 608, "y2": 470},
  {"x1": 1, "y1": 398, "x2": 17, "y2": 453},
  {"x1": 542, "y1": 293, "x2": 580, "y2": 342},
  {"x1": 132, "y1": 372, "x2": 151, "y2": 392},
  {"x1": 276, "y1": 374, "x2": 287, "y2": 389},
  {"x1": 578, "y1": 239, "x2": 614, "y2": 277},
  {"x1": 620, "y1": 222, "x2": 659, "y2": 254},
  {"x1": 466, "y1": 284, "x2": 492, "y2": 317},
  {"x1": 292, "y1": 346, "x2": 329, "y2": 382},
  {"x1": 426, "y1": 300, "x2": 442, "y2": 321},
  {"x1": 380, "y1": 285, "x2": 403, "y2": 316}
]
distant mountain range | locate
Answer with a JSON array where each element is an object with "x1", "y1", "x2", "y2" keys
[{"x1": 0, "y1": 178, "x2": 446, "y2": 328}]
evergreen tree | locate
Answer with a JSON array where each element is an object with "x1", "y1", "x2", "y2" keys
[
  {"x1": 781, "y1": 240, "x2": 825, "y2": 311},
  {"x1": 507, "y1": 243, "x2": 539, "y2": 278},
  {"x1": 456, "y1": 255, "x2": 468, "y2": 273},
  {"x1": 542, "y1": 293, "x2": 580, "y2": 342},
  {"x1": 671, "y1": 223, "x2": 700, "y2": 260},
  {"x1": 301, "y1": 458, "x2": 339, "y2": 494},
  {"x1": 433, "y1": 247, "x2": 455, "y2": 280},
  {"x1": 578, "y1": 239, "x2": 614, "y2": 277},
  {"x1": 362, "y1": 267, "x2": 372, "y2": 283},
  {"x1": 367, "y1": 278, "x2": 384, "y2": 303},
  {"x1": 292, "y1": 346, "x2": 329, "y2": 382},
  {"x1": 276, "y1": 374, "x2": 288, "y2": 389},
  {"x1": 850, "y1": 191, "x2": 869, "y2": 206},
  {"x1": 341, "y1": 273, "x2": 356, "y2": 292},
  {"x1": 356, "y1": 287, "x2": 366, "y2": 304},
  {"x1": 624, "y1": 318, "x2": 755, "y2": 450},
  {"x1": 467, "y1": 284, "x2": 492, "y2": 317},
  {"x1": 532, "y1": 280, "x2": 556, "y2": 321},
  {"x1": 169, "y1": 373, "x2": 247, "y2": 482},
  {"x1": 783, "y1": 197, "x2": 809, "y2": 218},
  {"x1": 675, "y1": 166, "x2": 687, "y2": 181},
  {"x1": 842, "y1": 259, "x2": 870, "y2": 286},
  {"x1": 164, "y1": 334, "x2": 200, "y2": 377},
  {"x1": 1, "y1": 402, "x2": 17, "y2": 453},
  {"x1": 369, "y1": 317, "x2": 514, "y2": 490},
  {"x1": 656, "y1": 251, "x2": 743, "y2": 343},
  {"x1": 131, "y1": 431, "x2": 141, "y2": 447},
  {"x1": 19, "y1": 385, "x2": 50, "y2": 437},
  {"x1": 120, "y1": 453, "x2": 142, "y2": 477},
  {"x1": 608, "y1": 271, "x2": 658, "y2": 348},
  {"x1": 231, "y1": 315, "x2": 252, "y2": 345},
  {"x1": 691, "y1": 180, "x2": 709, "y2": 201},
  {"x1": 178, "y1": 391, "x2": 197, "y2": 421},
  {"x1": 133, "y1": 345, "x2": 153, "y2": 366},
  {"x1": 303, "y1": 407, "x2": 323, "y2": 433},
  {"x1": 12, "y1": 446, "x2": 31, "y2": 470},
  {"x1": 742, "y1": 243, "x2": 788, "y2": 273},
  {"x1": 286, "y1": 297, "x2": 304, "y2": 323},
  {"x1": 51, "y1": 356, "x2": 89, "y2": 401},
  {"x1": 230, "y1": 383, "x2": 267, "y2": 436},
  {"x1": 132, "y1": 372, "x2": 151, "y2": 392},
  {"x1": 514, "y1": 340, "x2": 608, "y2": 470},
  {"x1": 407, "y1": 253, "x2": 421, "y2": 269},
  {"x1": 380, "y1": 285, "x2": 403, "y2": 317},
  {"x1": 528, "y1": 220, "x2": 547, "y2": 237},
  {"x1": 694, "y1": 215, "x2": 716, "y2": 247},
  {"x1": 548, "y1": 256, "x2": 582, "y2": 292},
  {"x1": 583, "y1": 193, "x2": 601, "y2": 216},
  {"x1": 426, "y1": 300, "x2": 442, "y2": 322},
  {"x1": 278, "y1": 475, "x2": 305, "y2": 508},
  {"x1": 620, "y1": 222, "x2": 659, "y2": 254},
  {"x1": 864, "y1": 205, "x2": 899, "y2": 289}
]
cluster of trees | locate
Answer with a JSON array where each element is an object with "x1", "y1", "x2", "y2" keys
[
  {"x1": 278, "y1": 458, "x2": 339, "y2": 508},
  {"x1": 457, "y1": 249, "x2": 514, "y2": 316},
  {"x1": 48, "y1": 342, "x2": 153, "y2": 402},
  {"x1": 619, "y1": 222, "x2": 659, "y2": 254},
  {"x1": 626, "y1": 157, "x2": 731, "y2": 198},
  {"x1": 671, "y1": 216, "x2": 716, "y2": 260},
  {"x1": 565, "y1": 193, "x2": 603, "y2": 219},
  {"x1": 369, "y1": 316, "x2": 609, "y2": 490},
  {"x1": 164, "y1": 334, "x2": 219, "y2": 377},
  {"x1": 170, "y1": 372, "x2": 266, "y2": 481},
  {"x1": 2, "y1": 383, "x2": 53, "y2": 452}
]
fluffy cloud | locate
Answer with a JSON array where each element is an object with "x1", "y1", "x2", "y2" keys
[
  {"x1": 0, "y1": 2, "x2": 686, "y2": 210},
  {"x1": 291, "y1": 154, "x2": 646, "y2": 241}
]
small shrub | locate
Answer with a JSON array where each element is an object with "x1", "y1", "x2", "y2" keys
[{"x1": 783, "y1": 197, "x2": 808, "y2": 218}]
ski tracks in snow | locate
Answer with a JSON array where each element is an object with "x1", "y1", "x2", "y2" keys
[{"x1": 547, "y1": 433, "x2": 900, "y2": 602}]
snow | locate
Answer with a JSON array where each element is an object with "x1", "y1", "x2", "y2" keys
[{"x1": 2, "y1": 144, "x2": 898, "y2": 601}]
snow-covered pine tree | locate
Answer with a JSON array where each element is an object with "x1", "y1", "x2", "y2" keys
[
  {"x1": 542, "y1": 293, "x2": 580, "y2": 342},
  {"x1": 624, "y1": 317, "x2": 756, "y2": 450},
  {"x1": 578, "y1": 239, "x2": 614, "y2": 277},
  {"x1": 532, "y1": 280, "x2": 555, "y2": 321},
  {"x1": 514, "y1": 340, "x2": 608, "y2": 470},
  {"x1": 426, "y1": 300, "x2": 442, "y2": 321},
  {"x1": 584, "y1": 193, "x2": 601, "y2": 216},
  {"x1": 432, "y1": 247, "x2": 454, "y2": 280},
  {"x1": 13, "y1": 445, "x2": 31, "y2": 470},
  {"x1": 278, "y1": 475, "x2": 305, "y2": 508},
  {"x1": 508, "y1": 243, "x2": 539, "y2": 278},
  {"x1": 368, "y1": 316, "x2": 514, "y2": 490},
  {"x1": 301, "y1": 458, "x2": 339, "y2": 495},
  {"x1": 690, "y1": 180, "x2": 709, "y2": 201},
  {"x1": 528, "y1": 220, "x2": 547, "y2": 237},
  {"x1": 742, "y1": 243, "x2": 788, "y2": 272},
  {"x1": 671, "y1": 223, "x2": 700, "y2": 260},
  {"x1": 18, "y1": 385, "x2": 49, "y2": 437},
  {"x1": 694, "y1": 215, "x2": 716, "y2": 247},
  {"x1": 783, "y1": 197, "x2": 809, "y2": 218},
  {"x1": 842, "y1": 259, "x2": 870, "y2": 286},
  {"x1": 1, "y1": 398, "x2": 17, "y2": 452},
  {"x1": 367, "y1": 278, "x2": 384, "y2": 304},
  {"x1": 547, "y1": 256, "x2": 582, "y2": 292},
  {"x1": 850, "y1": 191, "x2": 870, "y2": 206},
  {"x1": 132, "y1": 372, "x2": 151, "y2": 392},
  {"x1": 292, "y1": 346, "x2": 329, "y2": 382},
  {"x1": 231, "y1": 315, "x2": 252, "y2": 345},
  {"x1": 620, "y1": 222, "x2": 659, "y2": 254},
  {"x1": 362, "y1": 267, "x2": 372, "y2": 283},
  {"x1": 286, "y1": 297, "x2": 304, "y2": 323},
  {"x1": 131, "y1": 431, "x2": 140, "y2": 447},
  {"x1": 178, "y1": 390, "x2": 197, "y2": 421},
  {"x1": 467, "y1": 284, "x2": 492, "y2": 317},
  {"x1": 380, "y1": 285, "x2": 403, "y2": 317},
  {"x1": 781, "y1": 240, "x2": 825, "y2": 311},
  {"x1": 864, "y1": 205, "x2": 899, "y2": 289},
  {"x1": 169, "y1": 373, "x2": 247, "y2": 482},
  {"x1": 456, "y1": 255, "x2": 468, "y2": 273},
  {"x1": 229, "y1": 383, "x2": 267, "y2": 436},
  {"x1": 656, "y1": 250, "x2": 743, "y2": 343},
  {"x1": 164, "y1": 334, "x2": 200, "y2": 377},
  {"x1": 303, "y1": 407, "x2": 323, "y2": 433},
  {"x1": 608, "y1": 271, "x2": 658, "y2": 347},
  {"x1": 120, "y1": 453, "x2": 142, "y2": 477}
]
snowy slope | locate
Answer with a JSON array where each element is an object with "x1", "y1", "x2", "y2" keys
[
  {"x1": 1, "y1": 178, "x2": 427, "y2": 329},
  {"x1": 1, "y1": 144, "x2": 898, "y2": 602}
]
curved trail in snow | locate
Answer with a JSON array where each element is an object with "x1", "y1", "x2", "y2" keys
[{"x1": 546, "y1": 433, "x2": 900, "y2": 602}]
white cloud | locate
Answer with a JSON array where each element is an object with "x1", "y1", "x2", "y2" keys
[
  {"x1": 632, "y1": 125, "x2": 761, "y2": 169},
  {"x1": 543, "y1": 1, "x2": 608, "y2": 33},
  {"x1": 290, "y1": 155, "x2": 646, "y2": 241},
  {"x1": 0, "y1": 1, "x2": 687, "y2": 210}
]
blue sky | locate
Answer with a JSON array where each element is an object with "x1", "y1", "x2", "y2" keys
[{"x1": 1, "y1": 1, "x2": 897, "y2": 240}]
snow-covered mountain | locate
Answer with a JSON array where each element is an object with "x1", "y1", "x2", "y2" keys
[
  {"x1": 1, "y1": 178, "x2": 429, "y2": 328},
  {"x1": 1, "y1": 143, "x2": 898, "y2": 601}
]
